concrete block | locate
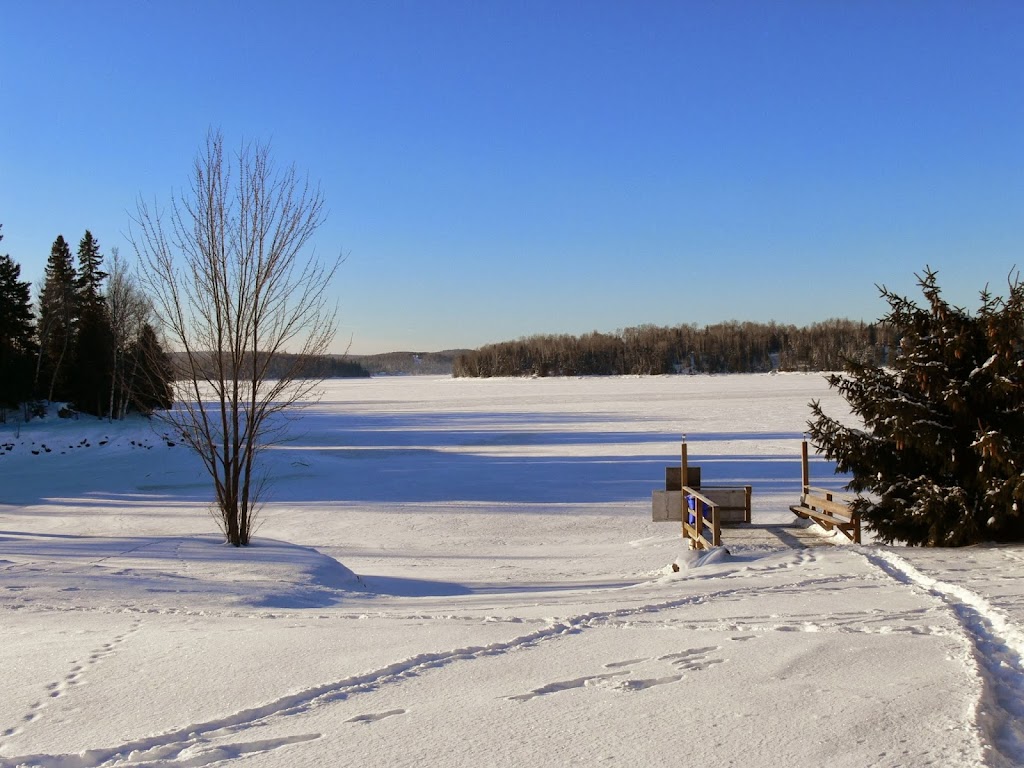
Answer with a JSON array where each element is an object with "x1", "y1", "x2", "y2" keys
[{"x1": 652, "y1": 490, "x2": 683, "y2": 521}]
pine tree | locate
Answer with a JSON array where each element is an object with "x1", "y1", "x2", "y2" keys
[
  {"x1": 37, "y1": 235, "x2": 78, "y2": 401},
  {"x1": 808, "y1": 268, "x2": 1024, "y2": 546},
  {"x1": 0, "y1": 226, "x2": 37, "y2": 416}
]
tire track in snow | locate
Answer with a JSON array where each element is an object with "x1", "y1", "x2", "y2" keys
[{"x1": 861, "y1": 548, "x2": 1024, "y2": 767}]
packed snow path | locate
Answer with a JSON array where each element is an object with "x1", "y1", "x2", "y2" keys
[{"x1": 1, "y1": 375, "x2": 1022, "y2": 767}]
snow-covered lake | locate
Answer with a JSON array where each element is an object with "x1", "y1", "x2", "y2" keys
[{"x1": 1, "y1": 374, "x2": 1021, "y2": 767}]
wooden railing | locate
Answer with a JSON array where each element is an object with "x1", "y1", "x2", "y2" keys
[{"x1": 681, "y1": 486, "x2": 721, "y2": 550}]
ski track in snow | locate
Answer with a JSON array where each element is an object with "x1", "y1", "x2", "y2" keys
[
  {"x1": 0, "y1": 547, "x2": 962, "y2": 768},
  {"x1": 861, "y1": 548, "x2": 1024, "y2": 767}
]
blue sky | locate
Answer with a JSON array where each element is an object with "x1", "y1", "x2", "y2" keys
[{"x1": 2, "y1": 1, "x2": 1023, "y2": 354}]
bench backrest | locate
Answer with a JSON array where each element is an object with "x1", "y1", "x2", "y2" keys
[{"x1": 801, "y1": 487, "x2": 855, "y2": 522}]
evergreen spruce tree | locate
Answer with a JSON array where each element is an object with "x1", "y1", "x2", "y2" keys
[
  {"x1": 75, "y1": 230, "x2": 107, "y2": 313},
  {"x1": 71, "y1": 231, "x2": 114, "y2": 416},
  {"x1": 0, "y1": 226, "x2": 37, "y2": 416},
  {"x1": 37, "y1": 235, "x2": 78, "y2": 401},
  {"x1": 808, "y1": 268, "x2": 1024, "y2": 546},
  {"x1": 72, "y1": 308, "x2": 114, "y2": 416},
  {"x1": 127, "y1": 323, "x2": 174, "y2": 414}
]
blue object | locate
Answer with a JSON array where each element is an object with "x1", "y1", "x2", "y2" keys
[{"x1": 686, "y1": 495, "x2": 707, "y2": 525}]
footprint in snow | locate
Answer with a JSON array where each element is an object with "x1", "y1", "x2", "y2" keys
[
  {"x1": 345, "y1": 709, "x2": 407, "y2": 724},
  {"x1": 510, "y1": 647, "x2": 727, "y2": 702}
]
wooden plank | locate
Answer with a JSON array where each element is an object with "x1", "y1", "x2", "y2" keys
[
  {"x1": 802, "y1": 494, "x2": 855, "y2": 520},
  {"x1": 790, "y1": 504, "x2": 861, "y2": 544},
  {"x1": 806, "y1": 486, "x2": 854, "y2": 502},
  {"x1": 792, "y1": 506, "x2": 850, "y2": 528}
]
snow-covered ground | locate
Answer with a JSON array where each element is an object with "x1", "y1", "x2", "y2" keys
[{"x1": 1, "y1": 374, "x2": 1022, "y2": 768}]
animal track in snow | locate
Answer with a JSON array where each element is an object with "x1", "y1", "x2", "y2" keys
[{"x1": 0, "y1": 619, "x2": 143, "y2": 743}]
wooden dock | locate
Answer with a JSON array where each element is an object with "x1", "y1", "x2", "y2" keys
[{"x1": 719, "y1": 521, "x2": 845, "y2": 548}]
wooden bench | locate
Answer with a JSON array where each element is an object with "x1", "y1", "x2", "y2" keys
[{"x1": 790, "y1": 441, "x2": 861, "y2": 543}]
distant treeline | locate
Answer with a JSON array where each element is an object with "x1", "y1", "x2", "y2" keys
[
  {"x1": 171, "y1": 351, "x2": 469, "y2": 379},
  {"x1": 311, "y1": 356, "x2": 372, "y2": 378},
  {"x1": 453, "y1": 320, "x2": 895, "y2": 377},
  {"x1": 347, "y1": 350, "x2": 469, "y2": 376},
  {"x1": 172, "y1": 352, "x2": 372, "y2": 380}
]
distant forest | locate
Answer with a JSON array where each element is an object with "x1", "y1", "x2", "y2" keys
[
  {"x1": 453, "y1": 320, "x2": 895, "y2": 377},
  {"x1": 344, "y1": 351, "x2": 469, "y2": 376},
  {"x1": 170, "y1": 352, "x2": 373, "y2": 380},
  {"x1": 248, "y1": 351, "x2": 466, "y2": 379}
]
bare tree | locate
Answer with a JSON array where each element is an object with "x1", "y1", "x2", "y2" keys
[
  {"x1": 106, "y1": 248, "x2": 151, "y2": 419},
  {"x1": 131, "y1": 130, "x2": 339, "y2": 546}
]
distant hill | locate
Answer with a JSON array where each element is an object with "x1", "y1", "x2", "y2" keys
[{"x1": 345, "y1": 350, "x2": 470, "y2": 376}]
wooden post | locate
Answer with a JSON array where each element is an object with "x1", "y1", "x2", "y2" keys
[
  {"x1": 681, "y1": 437, "x2": 688, "y2": 525},
  {"x1": 681, "y1": 437, "x2": 688, "y2": 486},
  {"x1": 682, "y1": 435, "x2": 701, "y2": 486},
  {"x1": 744, "y1": 485, "x2": 752, "y2": 524},
  {"x1": 801, "y1": 440, "x2": 810, "y2": 490}
]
